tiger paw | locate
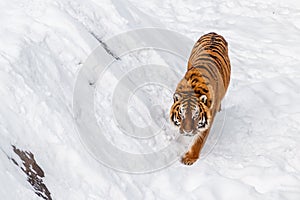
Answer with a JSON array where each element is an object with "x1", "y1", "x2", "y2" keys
[{"x1": 181, "y1": 152, "x2": 198, "y2": 165}]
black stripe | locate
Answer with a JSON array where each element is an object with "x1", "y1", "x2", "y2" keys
[
  {"x1": 194, "y1": 64, "x2": 217, "y2": 80},
  {"x1": 196, "y1": 54, "x2": 226, "y2": 81},
  {"x1": 211, "y1": 49, "x2": 230, "y2": 75}
]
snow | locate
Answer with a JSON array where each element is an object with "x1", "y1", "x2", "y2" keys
[{"x1": 1, "y1": 0, "x2": 300, "y2": 199}]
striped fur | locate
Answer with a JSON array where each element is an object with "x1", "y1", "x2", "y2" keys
[{"x1": 170, "y1": 32, "x2": 231, "y2": 165}]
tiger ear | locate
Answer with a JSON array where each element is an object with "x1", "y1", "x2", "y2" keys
[
  {"x1": 173, "y1": 93, "x2": 181, "y2": 102},
  {"x1": 200, "y1": 95, "x2": 207, "y2": 104}
]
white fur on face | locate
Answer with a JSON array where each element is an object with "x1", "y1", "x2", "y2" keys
[
  {"x1": 179, "y1": 105, "x2": 186, "y2": 119},
  {"x1": 192, "y1": 105, "x2": 199, "y2": 119},
  {"x1": 173, "y1": 114, "x2": 180, "y2": 126},
  {"x1": 197, "y1": 114, "x2": 209, "y2": 132}
]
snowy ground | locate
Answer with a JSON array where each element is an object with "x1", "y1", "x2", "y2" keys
[{"x1": 1, "y1": 0, "x2": 300, "y2": 199}]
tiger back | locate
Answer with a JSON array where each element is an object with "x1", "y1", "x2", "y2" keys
[{"x1": 188, "y1": 32, "x2": 231, "y2": 116}]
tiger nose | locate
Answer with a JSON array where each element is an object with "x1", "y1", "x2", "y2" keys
[{"x1": 183, "y1": 129, "x2": 193, "y2": 135}]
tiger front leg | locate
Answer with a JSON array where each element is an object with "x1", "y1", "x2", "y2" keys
[{"x1": 181, "y1": 130, "x2": 209, "y2": 165}]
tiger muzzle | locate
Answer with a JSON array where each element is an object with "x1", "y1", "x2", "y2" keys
[
  {"x1": 180, "y1": 117, "x2": 196, "y2": 136},
  {"x1": 181, "y1": 130, "x2": 195, "y2": 136}
]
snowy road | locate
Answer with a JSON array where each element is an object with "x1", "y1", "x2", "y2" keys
[{"x1": 1, "y1": 0, "x2": 300, "y2": 199}]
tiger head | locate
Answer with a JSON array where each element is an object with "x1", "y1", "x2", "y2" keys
[{"x1": 170, "y1": 77, "x2": 212, "y2": 136}]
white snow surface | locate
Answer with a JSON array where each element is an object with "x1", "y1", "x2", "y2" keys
[{"x1": 1, "y1": 0, "x2": 300, "y2": 199}]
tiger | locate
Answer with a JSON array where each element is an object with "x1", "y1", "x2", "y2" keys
[{"x1": 170, "y1": 32, "x2": 231, "y2": 165}]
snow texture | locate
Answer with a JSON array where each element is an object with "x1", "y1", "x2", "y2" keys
[{"x1": 1, "y1": 0, "x2": 300, "y2": 199}]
